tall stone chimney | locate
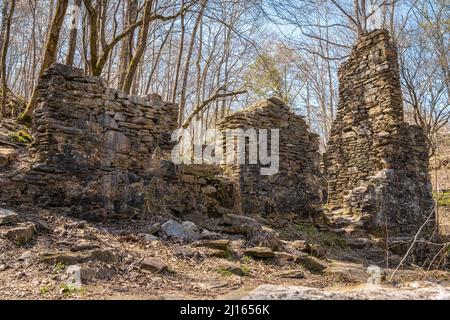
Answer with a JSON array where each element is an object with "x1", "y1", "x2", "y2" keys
[{"x1": 324, "y1": 30, "x2": 434, "y2": 237}]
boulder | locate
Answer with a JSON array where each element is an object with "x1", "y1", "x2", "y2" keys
[
  {"x1": 194, "y1": 240, "x2": 230, "y2": 251},
  {"x1": 244, "y1": 246, "x2": 274, "y2": 259},
  {"x1": 272, "y1": 270, "x2": 305, "y2": 279},
  {"x1": 199, "y1": 229, "x2": 223, "y2": 240},
  {"x1": 203, "y1": 248, "x2": 232, "y2": 259},
  {"x1": 4, "y1": 223, "x2": 35, "y2": 245},
  {"x1": 241, "y1": 283, "x2": 450, "y2": 300},
  {"x1": 142, "y1": 234, "x2": 158, "y2": 242},
  {"x1": 66, "y1": 265, "x2": 82, "y2": 289},
  {"x1": 324, "y1": 262, "x2": 370, "y2": 283},
  {"x1": 289, "y1": 240, "x2": 308, "y2": 251},
  {"x1": 274, "y1": 251, "x2": 297, "y2": 262},
  {"x1": 246, "y1": 226, "x2": 282, "y2": 251},
  {"x1": 19, "y1": 251, "x2": 32, "y2": 261},
  {"x1": 147, "y1": 222, "x2": 161, "y2": 235},
  {"x1": 181, "y1": 221, "x2": 198, "y2": 234},
  {"x1": 41, "y1": 249, "x2": 118, "y2": 265},
  {"x1": 223, "y1": 214, "x2": 258, "y2": 226},
  {"x1": 295, "y1": 254, "x2": 329, "y2": 273},
  {"x1": 193, "y1": 280, "x2": 228, "y2": 290},
  {"x1": 70, "y1": 241, "x2": 101, "y2": 252},
  {"x1": 64, "y1": 221, "x2": 87, "y2": 229},
  {"x1": 221, "y1": 225, "x2": 248, "y2": 234},
  {"x1": 217, "y1": 262, "x2": 245, "y2": 276},
  {"x1": 89, "y1": 249, "x2": 119, "y2": 263},
  {"x1": 0, "y1": 208, "x2": 19, "y2": 225},
  {"x1": 173, "y1": 246, "x2": 196, "y2": 259},
  {"x1": 65, "y1": 263, "x2": 115, "y2": 286},
  {"x1": 302, "y1": 243, "x2": 327, "y2": 258},
  {"x1": 140, "y1": 257, "x2": 167, "y2": 273},
  {"x1": 161, "y1": 220, "x2": 199, "y2": 241},
  {"x1": 217, "y1": 286, "x2": 257, "y2": 300}
]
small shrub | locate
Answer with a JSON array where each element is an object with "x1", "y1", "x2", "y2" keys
[
  {"x1": 241, "y1": 265, "x2": 250, "y2": 276},
  {"x1": 52, "y1": 262, "x2": 66, "y2": 275},
  {"x1": 216, "y1": 268, "x2": 233, "y2": 277},
  {"x1": 39, "y1": 286, "x2": 50, "y2": 295},
  {"x1": 296, "y1": 223, "x2": 347, "y2": 250},
  {"x1": 163, "y1": 267, "x2": 176, "y2": 275},
  {"x1": 60, "y1": 284, "x2": 85, "y2": 296}
]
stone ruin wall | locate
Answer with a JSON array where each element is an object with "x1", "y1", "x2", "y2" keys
[
  {"x1": 217, "y1": 97, "x2": 323, "y2": 221},
  {"x1": 1, "y1": 32, "x2": 434, "y2": 238},
  {"x1": 0, "y1": 64, "x2": 236, "y2": 219},
  {"x1": 1, "y1": 64, "x2": 322, "y2": 222},
  {"x1": 324, "y1": 30, "x2": 434, "y2": 236},
  {"x1": 0, "y1": 35, "x2": 443, "y2": 270}
]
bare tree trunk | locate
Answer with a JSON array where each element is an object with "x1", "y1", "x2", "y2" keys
[
  {"x1": 195, "y1": 14, "x2": 204, "y2": 107},
  {"x1": 145, "y1": 20, "x2": 174, "y2": 94},
  {"x1": 118, "y1": 0, "x2": 138, "y2": 89},
  {"x1": 66, "y1": 0, "x2": 82, "y2": 66},
  {"x1": 122, "y1": 0, "x2": 189, "y2": 94},
  {"x1": 1, "y1": 0, "x2": 14, "y2": 117},
  {"x1": 171, "y1": 0, "x2": 186, "y2": 103},
  {"x1": 0, "y1": 0, "x2": 9, "y2": 70},
  {"x1": 27, "y1": 0, "x2": 37, "y2": 100},
  {"x1": 305, "y1": 85, "x2": 312, "y2": 127},
  {"x1": 178, "y1": 0, "x2": 208, "y2": 127},
  {"x1": 220, "y1": 23, "x2": 232, "y2": 119},
  {"x1": 121, "y1": 0, "x2": 154, "y2": 94},
  {"x1": 21, "y1": 0, "x2": 69, "y2": 120}
]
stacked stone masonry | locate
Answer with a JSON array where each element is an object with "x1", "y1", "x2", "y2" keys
[
  {"x1": 0, "y1": 64, "x2": 236, "y2": 219},
  {"x1": 217, "y1": 97, "x2": 322, "y2": 221},
  {"x1": 324, "y1": 30, "x2": 434, "y2": 236},
  {"x1": 0, "y1": 31, "x2": 435, "y2": 240},
  {"x1": 1, "y1": 64, "x2": 322, "y2": 221}
]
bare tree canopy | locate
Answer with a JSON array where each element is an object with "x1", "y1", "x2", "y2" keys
[{"x1": 0, "y1": 0, "x2": 446, "y2": 149}]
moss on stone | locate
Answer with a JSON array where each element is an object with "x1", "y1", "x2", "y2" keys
[
  {"x1": 296, "y1": 223, "x2": 347, "y2": 249},
  {"x1": 9, "y1": 130, "x2": 33, "y2": 144}
]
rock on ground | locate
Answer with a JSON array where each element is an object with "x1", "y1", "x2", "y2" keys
[
  {"x1": 325, "y1": 262, "x2": 374, "y2": 283},
  {"x1": 4, "y1": 223, "x2": 35, "y2": 245},
  {"x1": 160, "y1": 220, "x2": 199, "y2": 241},
  {"x1": 217, "y1": 262, "x2": 245, "y2": 276},
  {"x1": 241, "y1": 283, "x2": 450, "y2": 300},
  {"x1": 194, "y1": 240, "x2": 230, "y2": 251},
  {"x1": 295, "y1": 254, "x2": 329, "y2": 273},
  {"x1": 0, "y1": 208, "x2": 19, "y2": 225},
  {"x1": 140, "y1": 257, "x2": 167, "y2": 273},
  {"x1": 272, "y1": 270, "x2": 305, "y2": 279},
  {"x1": 244, "y1": 246, "x2": 274, "y2": 259},
  {"x1": 40, "y1": 249, "x2": 118, "y2": 265}
]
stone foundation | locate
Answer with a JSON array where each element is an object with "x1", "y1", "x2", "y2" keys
[{"x1": 324, "y1": 30, "x2": 434, "y2": 236}]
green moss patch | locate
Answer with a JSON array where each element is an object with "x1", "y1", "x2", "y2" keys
[
  {"x1": 9, "y1": 130, "x2": 33, "y2": 144},
  {"x1": 434, "y1": 191, "x2": 450, "y2": 206}
]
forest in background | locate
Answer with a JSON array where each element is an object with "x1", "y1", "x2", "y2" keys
[{"x1": 0, "y1": 0, "x2": 447, "y2": 153}]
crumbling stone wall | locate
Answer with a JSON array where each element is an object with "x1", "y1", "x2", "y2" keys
[
  {"x1": 324, "y1": 30, "x2": 434, "y2": 236},
  {"x1": 33, "y1": 64, "x2": 177, "y2": 173},
  {"x1": 438, "y1": 207, "x2": 450, "y2": 237},
  {"x1": 217, "y1": 97, "x2": 322, "y2": 221},
  {"x1": 0, "y1": 64, "x2": 235, "y2": 219}
]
